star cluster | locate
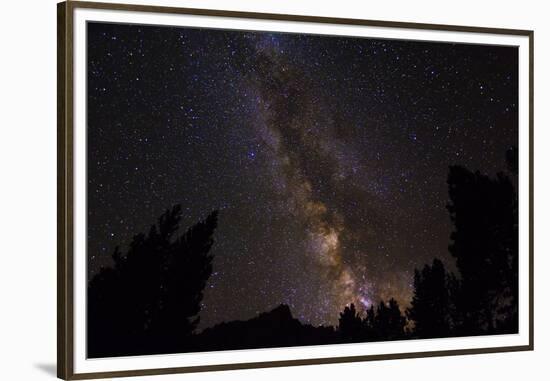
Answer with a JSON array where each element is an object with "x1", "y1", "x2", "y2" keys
[{"x1": 87, "y1": 22, "x2": 518, "y2": 327}]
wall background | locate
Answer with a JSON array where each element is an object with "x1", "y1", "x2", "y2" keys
[{"x1": 0, "y1": 0, "x2": 547, "y2": 380}]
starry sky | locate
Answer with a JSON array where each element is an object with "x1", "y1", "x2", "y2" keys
[{"x1": 87, "y1": 21, "x2": 518, "y2": 328}]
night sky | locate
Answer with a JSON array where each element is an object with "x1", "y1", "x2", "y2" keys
[{"x1": 87, "y1": 22, "x2": 518, "y2": 329}]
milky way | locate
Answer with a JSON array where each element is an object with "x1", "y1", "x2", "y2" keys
[
  {"x1": 87, "y1": 23, "x2": 518, "y2": 327},
  {"x1": 246, "y1": 37, "x2": 372, "y2": 316}
]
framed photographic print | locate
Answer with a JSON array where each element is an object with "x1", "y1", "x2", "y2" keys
[{"x1": 57, "y1": 1, "x2": 533, "y2": 379}]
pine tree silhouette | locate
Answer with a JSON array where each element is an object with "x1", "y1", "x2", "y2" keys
[
  {"x1": 362, "y1": 304, "x2": 377, "y2": 340},
  {"x1": 338, "y1": 303, "x2": 362, "y2": 342},
  {"x1": 407, "y1": 259, "x2": 452, "y2": 338},
  {"x1": 358, "y1": 299, "x2": 407, "y2": 341},
  {"x1": 88, "y1": 205, "x2": 218, "y2": 357},
  {"x1": 447, "y1": 165, "x2": 517, "y2": 335},
  {"x1": 377, "y1": 298, "x2": 407, "y2": 340}
]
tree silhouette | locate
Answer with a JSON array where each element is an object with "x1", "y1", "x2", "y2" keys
[
  {"x1": 88, "y1": 205, "x2": 218, "y2": 357},
  {"x1": 362, "y1": 304, "x2": 377, "y2": 340},
  {"x1": 506, "y1": 146, "x2": 518, "y2": 174},
  {"x1": 358, "y1": 298, "x2": 407, "y2": 341},
  {"x1": 500, "y1": 147, "x2": 519, "y2": 333},
  {"x1": 338, "y1": 303, "x2": 362, "y2": 342},
  {"x1": 447, "y1": 166, "x2": 517, "y2": 334},
  {"x1": 375, "y1": 298, "x2": 407, "y2": 340},
  {"x1": 407, "y1": 259, "x2": 453, "y2": 338}
]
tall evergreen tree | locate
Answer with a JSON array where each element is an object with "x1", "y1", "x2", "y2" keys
[
  {"x1": 88, "y1": 205, "x2": 218, "y2": 357},
  {"x1": 499, "y1": 147, "x2": 519, "y2": 332},
  {"x1": 407, "y1": 258, "x2": 452, "y2": 338},
  {"x1": 372, "y1": 299, "x2": 407, "y2": 340},
  {"x1": 338, "y1": 303, "x2": 362, "y2": 342},
  {"x1": 363, "y1": 304, "x2": 377, "y2": 340},
  {"x1": 447, "y1": 166, "x2": 517, "y2": 334}
]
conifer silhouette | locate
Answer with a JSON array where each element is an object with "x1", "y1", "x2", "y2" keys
[
  {"x1": 88, "y1": 205, "x2": 218, "y2": 357},
  {"x1": 338, "y1": 303, "x2": 362, "y2": 342},
  {"x1": 447, "y1": 165, "x2": 517, "y2": 334},
  {"x1": 407, "y1": 259, "x2": 452, "y2": 338}
]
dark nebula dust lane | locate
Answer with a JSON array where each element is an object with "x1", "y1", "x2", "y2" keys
[{"x1": 87, "y1": 23, "x2": 518, "y2": 328}]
